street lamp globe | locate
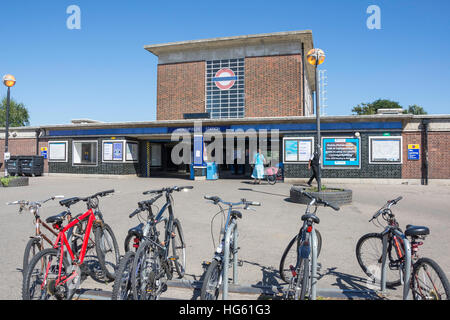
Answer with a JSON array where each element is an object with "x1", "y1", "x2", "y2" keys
[
  {"x1": 307, "y1": 48, "x2": 325, "y2": 66},
  {"x1": 3, "y1": 74, "x2": 16, "y2": 88}
]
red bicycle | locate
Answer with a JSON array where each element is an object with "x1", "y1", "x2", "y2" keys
[{"x1": 22, "y1": 190, "x2": 118, "y2": 300}]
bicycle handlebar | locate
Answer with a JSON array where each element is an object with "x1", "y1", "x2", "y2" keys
[
  {"x1": 204, "y1": 195, "x2": 261, "y2": 207},
  {"x1": 129, "y1": 193, "x2": 164, "y2": 218},
  {"x1": 300, "y1": 191, "x2": 340, "y2": 211},
  {"x1": 143, "y1": 185, "x2": 194, "y2": 195},
  {"x1": 369, "y1": 196, "x2": 403, "y2": 222}
]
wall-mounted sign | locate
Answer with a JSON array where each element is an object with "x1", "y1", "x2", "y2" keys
[
  {"x1": 407, "y1": 144, "x2": 420, "y2": 160},
  {"x1": 40, "y1": 147, "x2": 48, "y2": 159},
  {"x1": 193, "y1": 135, "x2": 204, "y2": 166},
  {"x1": 369, "y1": 137, "x2": 402, "y2": 164},
  {"x1": 48, "y1": 142, "x2": 67, "y2": 162},
  {"x1": 113, "y1": 142, "x2": 123, "y2": 161},
  {"x1": 322, "y1": 137, "x2": 360, "y2": 168}
]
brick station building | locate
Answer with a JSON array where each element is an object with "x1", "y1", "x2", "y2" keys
[{"x1": 1, "y1": 30, "x2": 450, "y2": 183}]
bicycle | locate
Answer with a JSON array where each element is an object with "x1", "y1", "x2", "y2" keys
[
  {"x1": 130, "y1": 186, "x2": 191, "y2": 300},
  {"x1": 112, "y1": 192, "x2": 163, "y2": 300},
  {"x1": 200, "y1": 195, "x2": 261, "y2": 300},
  {"x1": 283, "y1": 190, "x2": 339, "y2": 300},
  {"x1": 21, "y1": 190, "x2": 119, "y2": 300},
  {"x1": 356, "y1": 196, "x2": 449, "y2": 300},
  {"x1": 7, "y1": 195, "x2": 66, "y2": 273}
]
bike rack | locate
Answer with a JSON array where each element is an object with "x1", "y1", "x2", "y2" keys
[{"x1": 380, "y1": 230, "x2": 411, "y2": 300}]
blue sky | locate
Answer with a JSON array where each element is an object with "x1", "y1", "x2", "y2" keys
[{"x1": 1, "y1": 0, "x2": 449, "y2": 126}]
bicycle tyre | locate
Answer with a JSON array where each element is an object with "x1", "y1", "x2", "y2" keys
[
  {"x1": 95, "y1": 223, "x2": 120, "y2": 281},
  {"x1": 22, "y1": 248, "x2": 71, "y2": 300},
  {"x1": 411, "y1": 257, "x2": 450, "y2": 300},
  {"x1": 124, "y1": 232, "x2": 142, "y2": 253},
  {"x1": 294, "y1": 258, "x2": 309, "y2": 300},
  {"x1": 355, "y1": 232, "x2": 402, "y2": 288},
  {"x1": 70, "y1": 214, "x2": 97, "y2": 258},
  {"x1": 267, "y1": 175, "x2": 277, "y2": 185},
  {"x1": 23, "y1": 237, "x2": 42, "y2": 275},
  {"x1": 171, "y1": 218, "x2": 186, "y2": 278},
  {"x1": 200, "y1": 259, "x2": 222, "y2": 300},
  {"x1": 112, "y1": 251, "x2": 136, "y2": 300},
  {"x1": 131, "y1": 239, "x2": 162, "y2": 300},
  {"x1": 279, "y1": 229, "x2": 322, "y2": 283}
]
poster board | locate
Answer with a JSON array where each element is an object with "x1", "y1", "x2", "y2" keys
[
  {"x1": 322, "y1": 137, "x2": 360, "y2": 168},
  {"x1": 48, "y1": 141, "x2": 68, "y2": 162},
  {"x1": 283, "y1": 137, "x2": 314, "y2": 163},
  {"x1": 369, "y1": 136, "x2": 402, "y2": 164},
  {"x1": 126, "y1": 142, "x2": 139, "y2": 162}
]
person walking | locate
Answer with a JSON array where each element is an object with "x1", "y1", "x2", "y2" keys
[
  {"x1": 251, "y1": 148, "x2": 265, "y2": 184},
  {"x1": 307, "y1": 151, "x2": 320, "y2": 187}
]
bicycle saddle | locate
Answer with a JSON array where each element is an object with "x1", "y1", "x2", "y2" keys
[
  {"x1": 46, "y1": 211, "x2": 69, "y2": 224},
  {"x1": 405, "y1": 225, "x2": 430, "y2": 237},
  {"x1": 301, "y1": 214, "x2": 320, "y2": 224},
  {"x1": 59, "y1": 197, "x2": 81, "y2": 208}
]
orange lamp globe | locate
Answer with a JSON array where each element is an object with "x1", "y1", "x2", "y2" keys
[
  {"x1": 3, "y1": 74, "x2": 16, "y2": 87},
  {"x1": 307, "y1": 48, "x2": 325, "y2": 66}
]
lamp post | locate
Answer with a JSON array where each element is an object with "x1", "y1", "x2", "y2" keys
[
  {"x1": 3, "y1": 74, "x2": 16, "y2": 177},
  {"x1": 307, "y1": 49, "x2": 325, "y2": 192}
]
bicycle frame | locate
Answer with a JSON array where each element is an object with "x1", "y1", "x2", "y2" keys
[
  {"x1": 222, "y1": 210, "x2": 239, "y2": 300},
  {"x1": 380, "y1": 226, "x2": 412, "y2": 300},
  {"x1": 47, "y1": 208, "x2": 96, "y2": 288}
]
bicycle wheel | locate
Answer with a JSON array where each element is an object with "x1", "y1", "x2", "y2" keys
[
  {"x1": 200, "y1": 259, "x2": 223, "y2": 300},
  {"x1": 124, "y1": 232, "x2": 142, "y2": 253},
  {"x1": 22, "y1": 248, "x2": 72, "y2": 300},
  {"x1": 267, "y1": 175, "x2": 277, "y2": 185},
  {"x1": 112, "y1": 251, "x2": 136, "y2": 300},
  {"x1": 171, "y1": 219, "x2": 186, "y2": 278},
  {"x1": 95, "y1": 223, "x2": 120, "y2": 281},
  {"x1": 23, "y1": 237, "x2": 43, "y2": 275},
  {"x1": 411, "y1": 257, "x2": 450, "y2": 300},
  {"x1": 132, "y1": 239, "x2": 166, "y2": 300},
  {"x1": 355, "y1": 233, "x2": 402, "y2": 288},
  {"x1": 279, "y1": 229, "x2": 322, "y2": 283},
  {"x1": 293, "y1": 257, "x2": 310, "y2": 300}
]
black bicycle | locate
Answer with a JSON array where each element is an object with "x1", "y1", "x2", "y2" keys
[{"x1": 130, "y1": 186, "x2": 191, "y2": 300}]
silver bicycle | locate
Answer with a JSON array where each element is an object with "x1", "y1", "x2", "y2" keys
[
  {"x1": 283, "y1": 190, "x2": 339, "y2": 300},
  {"x1": 200, "y1": 195, "x2": 261, "y2": 300}
]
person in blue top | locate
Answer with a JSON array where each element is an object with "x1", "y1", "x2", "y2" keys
[{"x1": 251, "y1": 148, "x2": 265, "y2": 184}]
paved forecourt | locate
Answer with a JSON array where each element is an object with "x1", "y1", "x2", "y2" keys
[{"x1": 1, "y1": 176, "x2": 449, "y2": 300}]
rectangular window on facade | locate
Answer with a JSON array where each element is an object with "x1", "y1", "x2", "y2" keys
[
  {"x1": 150, "y1": 144, "x2": 162, "y2": 166},
  {"x1": 126, "y1": 142, "x2": 139, "y2": 162},
  {"x1": 206, "y1": 58, "x2": 245, "y2": 119},
  {"x1": 73, "y1": 141, "x2": 97, "y2": 165},
  {"x1": 283, "y1": 137, "x2": 314, "y2": 163},
  {"x1": 369, "y1": 136, "x2": 402, "y2": 164},
  {"x1": 48, "y1": 141, "x2": 68, "y2": 162},
  {"x1": 322, "y1": 137, "x2": 360, "y2": 168}
]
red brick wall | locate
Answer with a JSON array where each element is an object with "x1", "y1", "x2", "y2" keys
[
  {"x1": 157, "y1": 61, "x2": 206, "y2": 120},
  {"x1": 245, "y1": 54, "x2": 303, "y2": 118},
  {"x1": 0, "y1": 138, "x2": 49, "y2": 173},
  {"x1": 402, "y1": 131, "x2": 450, "y2": 179}
]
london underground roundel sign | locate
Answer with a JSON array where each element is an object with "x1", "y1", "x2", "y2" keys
[{"x1": 213, "y1": 68, "x2": 237, "y2": 90}]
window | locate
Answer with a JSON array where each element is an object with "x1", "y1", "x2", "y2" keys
[
  {"x1": 73, "y1": 141, "x2": 97, "y2": 165},
  {"x1": 126, "y1": 142, "x2": 139, "y2": 162},
  {"x1": 369, "y1": 136, "x2": 402, "y2": 164},
  {"x1": 206, "y1": 58, "x2": 245, "y2": 119},
  {"x1": 48, "y1": 141, "x2": 68, "y2": 162}
]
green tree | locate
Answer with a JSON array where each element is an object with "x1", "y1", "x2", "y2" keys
[
  {"x1": 403, "y1": 104, "x2": 427, "y2": 115},
  {"x1": 0, "y1": 96, "x2": 30, "y2": 127},
  {"x1": 352, "y1": 99, "x2": 403, "y2": 115}
]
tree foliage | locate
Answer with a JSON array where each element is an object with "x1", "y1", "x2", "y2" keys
[
  {"x1": 352, "y1": 99, "x2": 403, "y2": 115},
  {"x1": 404, "y1": 104, "x2": 427, "y2": 115},
  {"x1": 0, "y1": 96, "x2": 30, "y2": 127}
]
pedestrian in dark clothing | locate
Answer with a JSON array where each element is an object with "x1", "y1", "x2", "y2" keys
[{"x1": 307, "y1": 151, "x2": 320, "y2": 187}]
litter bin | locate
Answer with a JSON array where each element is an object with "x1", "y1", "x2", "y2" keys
[
  {"x1": 206, "y1": 162, "x2": 218, "y2": 180},
  {"x1": 5, "y1": 156, "x2": 20, "y2": 176},
  {"x1": 19, "y1": 155, "x2": 44, "y2": 176}
]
